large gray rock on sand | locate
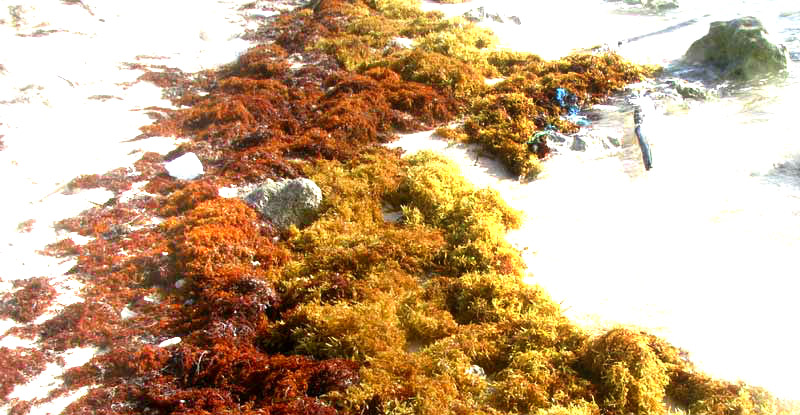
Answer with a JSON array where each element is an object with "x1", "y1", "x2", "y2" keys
[
  {"x1": 244, "y1": 178, "x2": 322, "y2": 230},
  {"x1": 685, "y1": 17, "x2": 788, "y2": 80}
]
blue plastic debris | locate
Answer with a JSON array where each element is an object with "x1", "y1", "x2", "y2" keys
[
  {"x1": 555, "y1": 88, "x2": 580, "y2": 115},
  {"x1": 527, "y1": 131, "x2": 552, "y2": 158},
  {"x1": 555, "y1": 88, "x2": 590, "y2": 126},
  {"x1": 565, "y1": 114, "x2": 591, "y2": 127}
]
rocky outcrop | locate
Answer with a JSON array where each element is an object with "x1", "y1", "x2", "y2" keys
[
  {"x1": 685, "y1": 17, "x2": 788, "y2": 81},
  {"x1": 244, "y1": 178, "x2": 323, "y2": 230}
]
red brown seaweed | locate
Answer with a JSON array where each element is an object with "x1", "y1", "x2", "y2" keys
[{"x1": 0, "y1": 277, "x2": 57, "y2": 324}]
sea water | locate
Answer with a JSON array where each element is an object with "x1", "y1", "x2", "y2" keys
[{"x1": 415, "y1": 0, "x2": 800, "y2": 401}]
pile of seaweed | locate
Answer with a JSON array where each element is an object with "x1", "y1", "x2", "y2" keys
[{"x1": 2, "y1": 0, "x2": 796, "y2": 414}]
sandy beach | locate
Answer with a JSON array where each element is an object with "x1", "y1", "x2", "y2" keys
[{"x1": 2, "y1": 0, "x2": 799, "y2": 413}]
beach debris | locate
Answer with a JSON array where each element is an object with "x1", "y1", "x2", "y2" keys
[
  {"x1": 527, "y1": 131, "x2": 554, "y2": 159},
  {"x1": 634, "y1": 103, "x2": 653, "y2": 170},
  {"x1": 556, "y1": 87, "x2": 591, "y2": 126},
  {"x1": 555, "y1": 88, "x2": 579, "y2": 115},
  {"x1": 685, "y1": 17, "x2": 789, "y2": 81},
  {"x1": 164, "y1": 152, "x2": 204, "y2": 180},
  {"x1": 243, "y1": 178, "x2": 322, "y2": 231},
  {"x1": 120, "y1": 306, "x2": 137, "y2": 320},
  {"x1": 157, "y1": 337, "x2": 181, "y2": 348}
]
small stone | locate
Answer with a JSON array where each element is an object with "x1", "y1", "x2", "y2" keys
[
  {"x1": 158, "y1": 337, "x2": 181, "y2": 348},
  {"x1": 621, "y1": 0, "x2": 679, "y2": 10},
  {"x1": 466, "y1": 365, "x2": 486, "y2": 378},
  {"x1": 390, "y1": 37, "x2": 414, "y2": 49},
  {"x1": 670, "y1": 80, "x2": 708, "y2": 100},
  {"x1": 164, "y1": 152, "x2": 204, "y2": 180},
  {"x1": 244, "y1": 178, "x2": 323, "y2": 231},
  {"x1": 120, "y1": 306, "x2": 137, "y2": 320},
  {"x1": 571, "y1": 136, "x2": 587, "y2": 151}
]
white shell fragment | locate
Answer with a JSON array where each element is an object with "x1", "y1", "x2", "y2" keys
[
  {"x1": 164, "y1": 152, "x2": 204, "y2": 180},
  {"x1": 158, "y1": 337, "x2": 182, "y2": 348}
]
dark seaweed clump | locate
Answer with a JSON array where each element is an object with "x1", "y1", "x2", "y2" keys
[{"x1": 3, "y1": 0, "x2": 797, "y2": 414}]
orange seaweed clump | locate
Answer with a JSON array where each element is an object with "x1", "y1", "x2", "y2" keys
[
  {"x1": 61, "y1": 342, "x2": 359, "y2": 415},
  {"x1": 55, "y1": 196, "x2": 157, "y2": 237},
  {"x1": 580, "y1": 328, "x2": 670, "y2": 414},
  {"x1": 0, "y1": 347, "x2": 50, "y2": 401},
  {"x1": 463, "y1": 92, "x2": 548, "y2": 180},
  {"x1": 379, "y1": 49, "x2": 487, "y2": 101},
  {"x1": 276, "y1": 149, "x2": 446, "y2": 309},
  {"x1": 38, "y1": 301, "x2": 120, "y2": 350},
  {"x1": 451, "y1": 51, "x2": 652, "y2": 180},
  {"x1": 163, "y1": 197, "x2": 289, "y2": 338},
  {"x1": 66, "y1": 167, "x2": 134, "y2": 195},
  {"x1": 40, "y1": 238, "x2": 82, "y2": 257},
  {"x1": 138, "y1": 27, "x2": 457, "y2": 186},
  {"x1": 157, "y1": 180, "x2": 220, "y2": 217},
  {"x1": 0, "y1": 277, "x2": 57, "y2": 323},
  {"x1": 34, "y1": 186, "x2": 362, "y2": 415},
  {"x1": 401, "y1": 151, "x2": 523, "y2": 275}
]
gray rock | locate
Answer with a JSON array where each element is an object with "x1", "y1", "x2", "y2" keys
[
  {"x1": 667, "y1": 79, "x2": 709, "y2": 100},
  {"x1": 645, "y1": 0, "x2": 679, "y2": 10},
  {"x1": 570, "y1": 136, "x2": 587, "y2": 152},
  {"x1": 462, "y1": 6, "x2": 485, "y2": 23},
  {"x1": 462, "y1": 7, "x2": 521, "y2": 25},
  {"x1": 621, "y1": 0, "x2": 679, "y2": 10},
  {"x1": 685, "y1": 17, "x2": 788, "y2": 80},
  {"x1": 244, "y1": 178, "x2": 322, "y2": 230}
]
